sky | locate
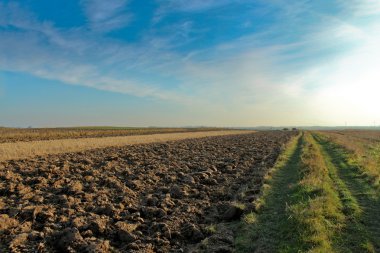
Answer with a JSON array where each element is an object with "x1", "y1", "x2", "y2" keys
[{"x1": 1, "y1": 0, "x2": 380, "y2": 127}]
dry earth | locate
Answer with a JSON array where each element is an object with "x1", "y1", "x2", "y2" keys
[
  {"x1": 0, "y1": 131, "x2": 296, "y2": 252},
  {"x1": 0, "y1": 131, "x2": 252, "y2": 162},
  {"x1": 0, "y1": 128, "x2": 225, "y2": 144}
]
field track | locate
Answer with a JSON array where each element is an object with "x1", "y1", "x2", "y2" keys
[
  {"x1": 0, "y1": 130, "x2": 253, "y2": 162},
  {"x1": 314, "y1": 134, "x2": 380, "y2": 252},
  {"x1": 240, "y1": 132, "x2": 380, "y2": 252},
  {"x1": 2, "y1": 130, "x2": 378, "y2": 252}
]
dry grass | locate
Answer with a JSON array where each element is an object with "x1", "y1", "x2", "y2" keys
[
  {"x1": 0, "y1": 130, "x2": 253, "y2": 162},
  {"x1": 237, "y1": 131, "x2": 379, "y2": 252},
  {"x1": 0, "y1": 127, "x2": 225, "y2": 143},
  {"x1": 319, "y1": 130, "x2": 380, "y2": 187},
  {"x1": 236, "y1": 132, "x2": 345, "y2": 252},
  {"x1": 293, "y1": 132, "x2": 345, "y2": 252}
]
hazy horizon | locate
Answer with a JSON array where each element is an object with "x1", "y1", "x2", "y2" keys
[
  {"x1": 2, "y1": 125, "x2": 380, "y2": 130},
  {"x1": 1, "y1": 1, "x2": 380, "y2": 127}
]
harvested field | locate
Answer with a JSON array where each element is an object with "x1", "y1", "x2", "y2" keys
[
  {"x1": 0, "y1": 128, "x2": 224, "y2": 143},
  {"x1": 0, "y1": 130, "x2": 252, "y2": 162},
  {"x1": 0, "y1": 131, "x2": 295, "y2": 252},
  {"x1": 323, "y1": 130, "x2": 380, "y2": 143}
]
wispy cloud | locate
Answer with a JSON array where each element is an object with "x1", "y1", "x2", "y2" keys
[
  {"x1": 0, "y1": 3, "x2": 189, "y2": 102},
  {"x1": 339, "y1": 0, "x2": 380, "y2": 16},
  {"x1": 1, "y1": 0, "x2": 380, "y2": 126},
  {"x1": 80, "y1": 0, "x2": 132, "y2": 32},
  {"x1": 156, "y1": 0, "x2": 234, "y2": 12},
  {"x1": 0, "y1": 31, "x2": 188, "y2": 102},
  {"x1": 153, "y1": 0, "x2": 240, "y2": 23}
]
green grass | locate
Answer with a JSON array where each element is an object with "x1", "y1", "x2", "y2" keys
[
  {"x1": 319, "y1": 131, "x2": 380, "y2": 188},
  {"x1": 235, "y1": 133, "x2": 307, "y2": 252},
  {"x1": 314, "y1": 133, "x2": 380, "y2": 252},
  {"x1": 205, "y1": 224, "x2": 217, "y2": 234},
  {"x1": 235, "y1": 132, "x2": 380, "y2": 252},
  {"x1": 282, "y1": 133, "x2": 346, "y2": 253}
]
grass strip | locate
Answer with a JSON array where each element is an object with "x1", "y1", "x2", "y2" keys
[
  {"x1": 235, "y1": 132, "x2": 349, "y2": 252},
  {"x1": 235, "y1": 133, "x2": 307, "y2": 252},
  {"x1": 318, "y1": 131, "x2": 380, "y2": 188},
  {"x1": 313, "y1": 133, "x2": 380, "y2": 252}
]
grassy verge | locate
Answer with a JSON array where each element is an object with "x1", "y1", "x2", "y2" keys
[
  {"x1": 314, "y1": 133, "x2": 380, "y2": 252},
  {"x1": 319, "y1": 131, "x2": 380, "y2": 188},
  {"x1": 235, "y1": 133, "x2": 305, "y2": 252},
  {"x1": 288, "y1": 133, "x2": 347, "y2": 252},
  {"x1": 235, "y1": 132, "x2": 351, "y2": 252}
]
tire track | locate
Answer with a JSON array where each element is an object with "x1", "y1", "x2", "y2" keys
[{"x1": 313, "y1": 134, "x2": 380, "y2": 252}]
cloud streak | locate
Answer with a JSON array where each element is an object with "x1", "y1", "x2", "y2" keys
[
  {"x1": 156, "y1": 0, "x2": 234, "y2": 13},
  {"x1": 81, "y1": 0, "x2": 132, "y2": 32},
  {"x1": 339, "y1": 0, "x2": 380, "y2": 16},
  {"x1": 1, "y1": 0, "x2": 380, "y2": 126}
]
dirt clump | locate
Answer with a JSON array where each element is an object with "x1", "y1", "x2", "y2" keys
[{"x1": 0, "y1": 131, "x2": 296, "y2": 252}]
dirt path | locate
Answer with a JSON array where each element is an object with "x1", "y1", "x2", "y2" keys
[
  {"x1": 313, "y1": 134, "x2": 380, "y2": 252},
  {"x1": 0, "y1": 130, "x2": 253, "y2": 162}
]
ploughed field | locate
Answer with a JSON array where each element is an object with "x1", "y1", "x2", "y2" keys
[
  {"x1": 0, "y1": 127, "x2": 224, "y2": 143},
  {"x1": 0, "y1": 131, "x2": 295, "y2": 252}
]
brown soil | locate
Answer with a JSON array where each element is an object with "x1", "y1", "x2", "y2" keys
[
  {"x1": 0, "y1": 131, "x2": 296, "y2": 252},
  {"x1": 0, "y1": 128, "x2": 225, "y2": 143},
  {"x1": 0, "y1": 130, "x2": 253, "y2": 162}
]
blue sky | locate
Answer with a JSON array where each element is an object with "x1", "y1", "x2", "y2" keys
[{"x1": 1, "y1": 0, "x2": 380, "y2": 127}]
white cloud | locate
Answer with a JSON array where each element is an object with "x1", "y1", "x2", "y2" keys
[
  {"x1": 0, "y1": 3, "x2": 189, "y2": 103},
  {"x1": 340, "y1": 0, "x2": 380, "y2": 16},
  {"x1": 0, "y1": 31, "x2": 190, "y2": 103},
  {"x1": 156, "y1": 0, "x2": 233, "y2": 13},
  {"x1": 271, "y1": 17, "x2": 380, "y2": 126},
  {"x1": 81, "y1": 0, "x2": 132, "y2": 32},
  {"x1": 153, "y1": 0, "x2": 240, "y2": 23},
  {"x1": 2, "y1": 0, "x2": 380, "y2": 126},
  {"x1": 0, "y1": 2, "x2": 288, "y2": 111},
  {"x1": 310, "y1": 29, "x2": 380, "y2": 125}
]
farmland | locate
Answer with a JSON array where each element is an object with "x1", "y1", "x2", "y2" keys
[
  {"x1": 0, "y1": 131, "x2": 294, "y2": 252},
  {"x1": 0, "y1": 127, "x2": 225, "y2": 143},
  {"x1": 3, "y1": 1, "x2": 379, "y2": 252},
  {"x1": 237, "y1": 130, "x2": 380, "y2": 252},
  {"x1": 0, "y1": 129, "x2": 379, "y2": 252},
  {"x1": 0, "y1": 130, "x2": 251, "y2": 162}
]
